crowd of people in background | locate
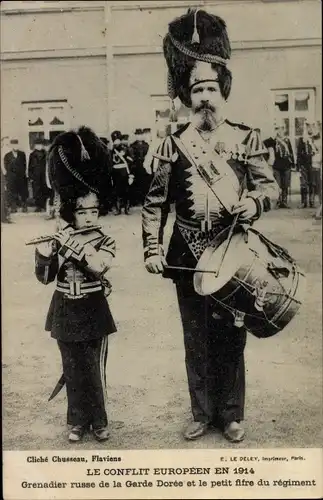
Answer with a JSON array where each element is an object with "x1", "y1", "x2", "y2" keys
[
  {"x1": 263, "y1": 120, "x2": 322, "y2": 218},
  {"x1": 1, "y1": 121, "x2": 322, "y2": 223}
]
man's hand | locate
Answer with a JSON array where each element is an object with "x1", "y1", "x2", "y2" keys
[
  {"x1": 145, "y1": 255, "x2": 166, "y2": 274},
  {"x1": 231, "y1": 197, "x2": 258, "y2": 222}
]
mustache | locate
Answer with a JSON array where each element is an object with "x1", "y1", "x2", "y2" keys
[{"x1": 195, "y1": 103, "x2": 216, "y2": 113}]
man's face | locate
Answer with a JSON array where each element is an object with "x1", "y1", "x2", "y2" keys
[
  {"x1": 190, "y1": 80, "x2": 225, "y2": 130},
  {"x1": 113, "y1": 139, "x2": 121, "y2": 147}
]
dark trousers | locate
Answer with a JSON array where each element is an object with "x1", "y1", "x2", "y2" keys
[
  {"x1": 299, "y1": 166, "x2": 321, "y2": 206},
  {"x1": 57, "y1": 337, "x2": 108, "y2": 429},
  {"x1": 7, "y1": 177, "x2": 28, "y2": 210},
  {"x1": 175, "y1": 281, "x2": 246, "y2": 429},
  {"x1": 32, "y1": 181, "x2": 48, "y2": 210},
  {"x1": 273, "y1": 169, "x2": 291, "y2": 205}
]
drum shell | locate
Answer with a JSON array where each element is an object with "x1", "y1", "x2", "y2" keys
[{"x1": 196, "y1": 230, "x2": 305, "y2": 338}]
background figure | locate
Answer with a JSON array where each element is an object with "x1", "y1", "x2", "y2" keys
[
  {"x1": 130, "y1": 128, "x2": 150, "y2": 206},
  {"x1": 1, "y1": 168, "x2": 12, "y2": 223},
  {"x1": 99, "y1": 136, "x2": 114, "y2": 215},
  {"x1": 3, "y1": 139, "x2": 28, "y2": 213},
  {"x1": 111, "y1": 130, "x2": 134, "y2": 215},
  {"x1": 297, "y1": 122, "x2": 322, "y2": 209},
  {"x1": 272, "y1": 126, "x2": 295, "y2": 208},
  {"x1": 28, "y1": 138, "x2": 48, "y2": 212}
]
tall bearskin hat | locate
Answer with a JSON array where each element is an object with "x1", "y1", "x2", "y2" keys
[
  {"x1": 163, "y1": 8, "x2": 232, "y2": 108},
  {"x1": 47, "y1": 126, "x2": 111, "y2": 204}
]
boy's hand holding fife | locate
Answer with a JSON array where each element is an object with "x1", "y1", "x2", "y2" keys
[{"x1": 56, "y1": 228, "x2": 85, "y2": 262}]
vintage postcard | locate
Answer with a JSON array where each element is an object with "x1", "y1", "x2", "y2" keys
[{"x1": 1, "y1": 0, "x2": 322, "y2": 499}]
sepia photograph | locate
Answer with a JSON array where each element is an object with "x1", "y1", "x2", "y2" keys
[{"x1": 1, "y1": 0, "x2": 322, "y2": 498}]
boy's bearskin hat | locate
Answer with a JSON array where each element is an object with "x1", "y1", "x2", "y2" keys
[
  {"x1": 47, "y1": 126, "x2": 111, "y2": 202},
  {"x1": 163, "y1": 8, "x2": 232, "y2": 107}
]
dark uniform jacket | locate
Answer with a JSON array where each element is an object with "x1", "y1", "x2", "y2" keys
[
  {"x1": 296, "y1": 136, "x2": 314, "y2": 171},
  {"x1": 111, "y1": 146, "x2": 133, "y2": 185},
  {"x1": 273, "y1": 137, "x2": 295, "y2": 171},
  {"x1": 4, "y1": 150, "x2": 27, "y2": 183},
  {"x1": 35, "y1": 228, "x2": 117, "y2": 342},
  {"x1": 142, "y1": 120, "x2": 279, "y2": 280},
  {"x1": 28, "y1": 149, "x2": 47, "y2": 183},
  {"x1": 131, "y1": 140, "x2": 149, "y2": 169}
]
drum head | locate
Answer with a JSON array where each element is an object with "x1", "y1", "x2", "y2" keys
[{"x1": 194, "y1": 232, "x2": 248, "y2": 296}]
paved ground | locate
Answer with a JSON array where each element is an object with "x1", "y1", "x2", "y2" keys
[{"x1": 2, "y1": 201, "x2": 322, "y2": 450}]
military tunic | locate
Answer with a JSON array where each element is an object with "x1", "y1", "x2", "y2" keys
[{"x1": 142, "y1": 120, "x2": 278, "y2": 427}]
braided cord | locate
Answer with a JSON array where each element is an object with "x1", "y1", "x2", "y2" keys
[
  {"x1": 58, "y1": 146, "x2": 99, "y2": 194},
  {"x1": 168, "y1": 33, "x2": 229, "y2": 67}
]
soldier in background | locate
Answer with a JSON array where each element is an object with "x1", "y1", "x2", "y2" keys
[
  {"x1": 99, "y1": 136, "x2": 114, "y2": 215},
  {"x1": 131, "y1": 128, "x2": 150, "y2": 206},
  {"x1": 272, "y1": 126, "x2": 295, "y2": 208},
  {"x1": 311, "y1": 121, "x2": 322, "y2": 217},
  {"x1": 3, "y1": 139, "x2": 28, "y2": 213},
  {"x1": 297, "y1": 121, "x2": 321, "y2": 209},
  {"x1": 28, "y1": 138, "x2": 48, "y2": 212},
  {"x1": 111, "y1": 130, "x2": 134, "y2": 215}
]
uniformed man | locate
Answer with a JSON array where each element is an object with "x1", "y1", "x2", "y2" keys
[
  {"x1": 98, "y1": 137, "x2": 114, "y2": 215},
  {"x1": 142, "y1": 8, "x2": 279, "y2": 443},
  {"x1": 3, "y1": 139, "x2": 28, "y2": 212},
  {"x1": 272, "y1": 126, "x2": 295, "y2": 208},
  {"x1": 297, "y1": 122, "x2": 322, "y2": 209},
  {"x1": 131, "y1": 128, "x2": 150, "y2": 206},
  {"x1": 28, "y1": 138, "x2": 48, "y2": 212},
  {"x1": 111, "y1": 130, "x2": 134, "y2": 215}
]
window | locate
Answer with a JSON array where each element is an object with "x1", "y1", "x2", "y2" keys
[
  {"x1": 21, "y1": 100, "x2": 70, "y2": 152},
  {"x1": 272, "y1": 88, "x2": 315, "y2": 152}
]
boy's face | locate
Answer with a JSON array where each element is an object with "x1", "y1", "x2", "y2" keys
[{"x1": 74, "y1": 193, "x2": 99, "y2": 229}]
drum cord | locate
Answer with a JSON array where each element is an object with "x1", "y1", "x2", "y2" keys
[
  {"x1": 232, "y1": 275, "x2": 301, "y2": 303},
  {"x1": 210, "y1": 293, "x2": 280, "y2": 331}
]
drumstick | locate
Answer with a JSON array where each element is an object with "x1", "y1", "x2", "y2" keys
[
  {"x1": 165, "y1": 265, "x2": 218, "y2": 274},
  {"x1": 213, "y1": 188, "x2": 248, "y2": 277},
  {"x1": 213, "y1": 212, "x2": 240, "y2": 277}
]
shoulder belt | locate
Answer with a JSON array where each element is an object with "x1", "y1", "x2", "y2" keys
[{"x1": 171, "y1": 125, "x2": 241, "y2": 212}]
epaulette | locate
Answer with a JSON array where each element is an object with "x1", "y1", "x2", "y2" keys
[
  {"x1": 152, "y1": 135, "x2": 178, "y2": 163},
  {"x1": 243, "y1": 129, "x2": 268, "y2": 157},
  {"x1": 225, "y1": 119, "x2": 251, "y2": 131}
]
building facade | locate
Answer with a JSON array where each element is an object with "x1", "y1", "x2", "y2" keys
[{"x1": 1, "y1": 0, "x2": 321, "y2": 156}]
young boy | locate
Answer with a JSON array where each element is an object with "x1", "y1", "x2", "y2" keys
[{"x1": 35, "y1": 127, "x2": 116, "y2": 443}]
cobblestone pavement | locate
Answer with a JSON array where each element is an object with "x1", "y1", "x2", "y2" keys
[{"x1": 2, "y1": 204, "x2": 322, "y2": 450}]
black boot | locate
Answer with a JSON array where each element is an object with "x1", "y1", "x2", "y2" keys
[
  {"x1": 299, "y1": 187, "x2": 308, "y2": 208},
  {"x1": 115, "y1": 199, "x2": 122, "y2": 215},
  {"x1": 309, "y1": 191, "x2": 315, "y2": 208},
  {"x1": 280, "y1": 189, "x2": 289, "y2": 208}
]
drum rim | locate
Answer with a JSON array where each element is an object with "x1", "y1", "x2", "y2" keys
[{"x1": 194, "y1": 231, "x2": 246, "y2": 296}]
